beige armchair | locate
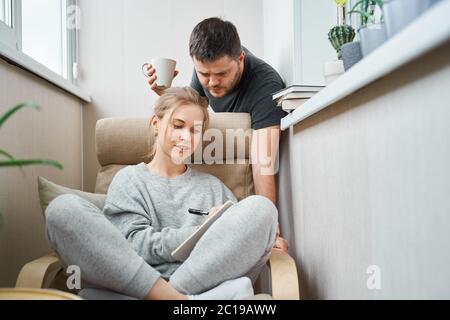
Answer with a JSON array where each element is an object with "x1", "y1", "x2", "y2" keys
[{"x1": 16, "y1": 112, "x2": 299, "y2": 300}]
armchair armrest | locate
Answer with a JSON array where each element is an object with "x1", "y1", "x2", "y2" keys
[
  {"x1": 0, "y1": 288, "x2": 81, "y2": 300},
  {"x1": 16, "y1": 251, "x2": 300, "y2": 299},
  {"x1": 268, "y1": 248, "x2": 300, "y2": 300},
  {"x1": 16, "y1": 253, "x2": 64, "y2": 289}
]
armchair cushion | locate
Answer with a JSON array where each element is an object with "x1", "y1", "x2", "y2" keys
[{"x1": 94, "y1": 113, "x2": 255, "y2": 200}]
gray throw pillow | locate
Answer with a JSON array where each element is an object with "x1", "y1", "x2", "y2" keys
[{"x1": 37, "y1": 176, "x2": 107, "y2": 216}]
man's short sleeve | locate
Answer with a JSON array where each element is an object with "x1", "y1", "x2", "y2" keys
[{"x1": 250, "y1": 80, "x2": 287, "y2": 130}]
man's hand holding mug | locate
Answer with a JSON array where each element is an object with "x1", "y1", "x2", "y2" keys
[{"x1": 142, "y1": 58, "x2": 179, "y2": 96}]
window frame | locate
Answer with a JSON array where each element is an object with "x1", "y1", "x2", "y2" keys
[
  {"x1": 0, "y1": 0, "x2": 18, "y2": 49},
  {"x1": 0, "y1": 0, "x2": 90, "y2": 102},
  {"x1": 0, "y1": 0, "x2": 13, "y2": 27}
]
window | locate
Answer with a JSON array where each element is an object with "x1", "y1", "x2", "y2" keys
[
  {"x1": 0, "y1": 0, "x2": 12, "y2": 27},
  {"x1": 0, "y1": 0, "x2": 15, "y2": 48},
  {"x1": 22, "y1": 0, "x2": 68, "y2": 78},
  {"x1": 0, "y1": 0, "x2": 77, "y2": 82}
]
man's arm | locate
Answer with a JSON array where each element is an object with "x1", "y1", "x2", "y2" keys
[
  {"x1": 251, "y1": 125, "x2": 289, "y2": 252},
  {"x1": 253, "y1": 169, "x2": 277, "y2": 204},
  {"x1": 251, "y1": 125, "x2": 281, "y2": 204}
]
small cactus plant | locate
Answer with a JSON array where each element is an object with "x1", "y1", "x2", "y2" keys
[
  {"x1": 328, "y1": 25, "x2": 356, "y2": 59},
  {"x1": 328, "y1": 0, "x2": 356, "y2": 59}
]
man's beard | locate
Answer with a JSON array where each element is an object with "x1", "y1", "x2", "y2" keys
[{"x1": 206, "y1": 69, "x2": 242, "y2": 97}]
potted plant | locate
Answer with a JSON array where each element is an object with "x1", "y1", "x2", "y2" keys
[
  {"x1": 0, "y1": 102, "x2": 63, "y2": 227},
  {"x1": 383, "y1": 0, "x2": 441, "y2": 38},
  {"x1": 328, "y1": 0, "x2": 356, "y2": 60},
  {"x1": 349, "y1": 0, "x2": 387, "y2": 56},
  {"x1": 325, "y1": 0, "x2": 355, "y2": 83},
  {"x1": 328, "y1": 0, "x2": 364, "y2": 70}
]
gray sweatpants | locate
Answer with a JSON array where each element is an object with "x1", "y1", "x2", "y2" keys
[{"x1": 45, "y1": 194, "x2": 278, "y2": 299}]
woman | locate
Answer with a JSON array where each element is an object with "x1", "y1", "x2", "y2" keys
[{"x1": 45, "y1": 87, "x2": 278, "y2": 300}]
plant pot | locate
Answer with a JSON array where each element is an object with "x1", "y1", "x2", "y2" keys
[
  {"x1": 358, "y1": 23, "x2": 387, "y2": 57},
  {"x1": 384, "y1": 0, "x2": 439, "y2": 38},
  {"x1": 341, "y1": 41, "x2": 362, "y2": 70},
  {"x1": 324, "y1": 60, "x2": 345, "y2": 85}
]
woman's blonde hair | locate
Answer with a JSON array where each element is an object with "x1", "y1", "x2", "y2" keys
[{"x1": 148, "y1": 86, "x2": 209, "y2": 158}]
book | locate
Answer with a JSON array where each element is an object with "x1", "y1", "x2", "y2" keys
[
  {"x1": 171, "y1": 200, "x2": 235, "y2": 261},
  {"x1": 272, "y1": 84, "x2": 324, "y2": 101},
  {"x1": 276, "y1": 96, "x2": 307, "y2": 107},
  {"x1": 275, "y1": 92, "x2": 316, "y2": 104},
  {"x1": 280, "y1": 98, "x2": 309, "y2": 111}
]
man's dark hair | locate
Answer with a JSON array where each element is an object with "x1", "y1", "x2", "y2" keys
[{"x1": 189, "y1": 17, "x2": 242, "y2": 62}]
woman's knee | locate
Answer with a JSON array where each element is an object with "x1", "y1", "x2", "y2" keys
[
  {"x1": 46, "y1": 194, "x2": 85, "y2": 230},
  {"x1": 240, "y1": 195, "x2": 278, "y2": 228}
]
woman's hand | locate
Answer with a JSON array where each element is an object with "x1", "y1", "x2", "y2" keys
[
  {"x1": 208, "y1": 206, "x2": 222, "y2": 217},
  {"x1": 203, "y1": 206, "x2": 223, "y2": 222}
]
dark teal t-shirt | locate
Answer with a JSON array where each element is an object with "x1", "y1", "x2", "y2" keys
[{"x1": 190, "y1": 47, "x2": 287, "y2": 130}]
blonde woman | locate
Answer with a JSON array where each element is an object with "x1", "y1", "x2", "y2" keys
[{"x1": 45, "y1": 87, "x2": 278, "y2": 300}]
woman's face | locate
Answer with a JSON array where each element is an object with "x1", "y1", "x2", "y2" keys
[{"x1": 154, "y1": 104, "x2": 205, "y2": 164}]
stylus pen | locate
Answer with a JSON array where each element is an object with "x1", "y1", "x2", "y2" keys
[{"x1": 188, "y1": 208, "x2": 209, "y2": 216}]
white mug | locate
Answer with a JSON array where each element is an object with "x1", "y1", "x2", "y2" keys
[{"x1": 142, "y1": 58, "x2": 177, "y2": 89}]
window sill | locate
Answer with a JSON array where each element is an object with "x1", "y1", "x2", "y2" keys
[
  {"x1": 281, "y1": 0, "x2": 450, "y2": 130},
  {"x1": 0, "y1": 41, "x2": 92, "y2": 103}
]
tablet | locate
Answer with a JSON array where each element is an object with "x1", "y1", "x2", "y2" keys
[{"x1": 171, "y1": 200, "x2": 235, "y2": 261}]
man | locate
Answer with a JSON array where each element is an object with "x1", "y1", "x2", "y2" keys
[{"x1": 145, "y1": 17, "x2": 288, "y2": 252}]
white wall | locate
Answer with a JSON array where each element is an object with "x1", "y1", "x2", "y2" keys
[
  {"x1": 298, "y1": 0, "x2": 336, "y2": 85},
  {"x1": 263, "y1": 0, "x2": 296, "y2": 85},
  {"x1": 263, "y1": 0, "x2": 336, "y2": 86},
  {"x1": 77, "y1": 0, "x2": 265, "y2": 191}
]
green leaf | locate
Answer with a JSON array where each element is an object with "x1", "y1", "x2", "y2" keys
[
  {"x1": 0, "y1": 149, "x2": 15, "y2": 160},
  {"x1": 1, "y1": 102, "x2": 63, "y2": 230},
  {"x1": 348, "y1": 9, "x2": 372, "y2": 19},
  {"x1": 350, "y1": 0, "x2": 364, "y2": 12},
  {"x1": 373, "y1": 0, "x2": 384, "y2": 7},
  {"x1": 348, "y1": 0, "x2": 384, "y2": 25},
  {"x1": 0, "y1": 101, "x2": 39, "y2": 129},
  {"x1": 0, "y1": 159, "x2": 63, "y2": 170}
]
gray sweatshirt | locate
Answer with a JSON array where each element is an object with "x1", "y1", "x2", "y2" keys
[{"x1": 102, "y1": 162, "x2": 237, "y2": 283}]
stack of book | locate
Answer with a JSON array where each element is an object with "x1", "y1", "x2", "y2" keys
[{"x1": 272, "y1": 85, "x2": 324, "y2": 112}]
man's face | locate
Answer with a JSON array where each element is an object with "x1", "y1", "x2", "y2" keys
[{"x1": 193, "y1": 52, "x2": 244, "y2": 98}]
